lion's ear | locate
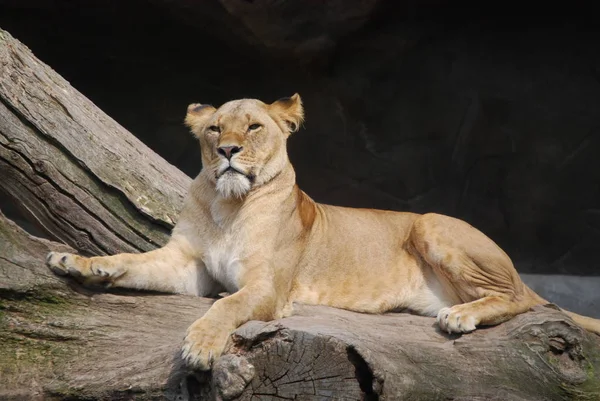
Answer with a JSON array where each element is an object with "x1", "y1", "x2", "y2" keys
[
  {"x1": 184, "y1": 103, "x2": 217, "y2": 137},
  {"x1": 269, "y1": 93, "x2": 304, "y2": 134}
]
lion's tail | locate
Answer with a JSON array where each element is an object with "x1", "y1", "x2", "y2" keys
[
  {"x1": 562, "y1": 310, "x2": 600, "y2": 335},
  {"x1": 523, "y1": 285, "x2": 600, "y2": 335}
]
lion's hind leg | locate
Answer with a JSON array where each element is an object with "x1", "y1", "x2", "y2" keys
[
  {"x1": 436, "y1": 295, "x2": 528, "y2": 333},
  {"x1": 410, "y1": 213, "x2": 541, "y2": 334}
]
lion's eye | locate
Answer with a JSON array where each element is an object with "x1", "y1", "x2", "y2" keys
[
  {"x1": 208, "y1": 125, "x2": 221, "y2": 133},
  {"x1": 248, "y1": 123, "x2": 262, "y2": 131}
]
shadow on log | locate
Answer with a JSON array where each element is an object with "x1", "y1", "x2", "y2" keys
[{"x1": 0, "y1": 28, "x2": 599, "y2": 401}]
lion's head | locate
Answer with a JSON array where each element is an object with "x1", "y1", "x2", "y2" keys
[{"x1": 184, "y1": 94, "x2": 304, "y2": 199}]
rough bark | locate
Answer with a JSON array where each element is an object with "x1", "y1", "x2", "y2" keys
[
  {"x1": 0, "y1": 27, "x2": 599, "y2": 401},
  {"x1": 0, "y1": 28, "x2": 191, "y2": 256}
]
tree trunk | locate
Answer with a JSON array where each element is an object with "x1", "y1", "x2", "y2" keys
[
  {"x1": 0, "y1": 28, "x2": 191, "y2": 256},
  {"x1": 0, "y1": 28, "x2": 599, "y2": 401}
]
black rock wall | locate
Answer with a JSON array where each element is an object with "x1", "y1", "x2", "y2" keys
[{"x1": 1, "y1": 0, "x2": 598, "y2": 275}]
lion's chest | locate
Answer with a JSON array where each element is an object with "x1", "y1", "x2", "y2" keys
[{"x1": 202, "y1": 235, "x2": 245, "y2": 294}]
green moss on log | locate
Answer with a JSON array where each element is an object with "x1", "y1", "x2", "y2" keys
[
  {"x1": 557, "y1": 341, "x2": 600, "y2": 400},
  {"x1": 0, "y1": 287, "x2": 73, "y2": 315},
  {"x1": 0, "y1": 286, "x2": 83, "y2": 389}
]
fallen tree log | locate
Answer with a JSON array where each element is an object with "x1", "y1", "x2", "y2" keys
[
  {"x1": 0, "y1": 28, "x2": 599, "y2": 400},
  {"x1": 2, "y1": 210, "x2": 600, "y2": 400}
]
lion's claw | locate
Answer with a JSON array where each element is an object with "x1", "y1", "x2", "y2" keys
[{"x1": 182, "y1": 319, "x2": 231, "y2": 371}]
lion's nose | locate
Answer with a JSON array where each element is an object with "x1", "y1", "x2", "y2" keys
[{"x1": 217, "y1": 146, "x2": 243, "y2": 160}]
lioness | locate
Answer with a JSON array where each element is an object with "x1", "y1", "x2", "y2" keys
[{"x1": 47, "y1": 94, "x2": 600, "y2": 370}]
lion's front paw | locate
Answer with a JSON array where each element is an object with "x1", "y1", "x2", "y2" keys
[
  {"x1": 46, "y1": 252, "x2": 123, "y2": 285},
  {"x1": 437, "y1": 306, "x2": 478, "y2": 334},
  {"x1": 182, "y1": 319, "x2": 232, "y2": 371},
  {"x1": 46, "y1": 252, "x2": 92, "y2": 278}
]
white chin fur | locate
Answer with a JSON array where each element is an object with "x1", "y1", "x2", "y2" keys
[{"x1": 216, "y1": 172, "x2": 251, "y2": 199}]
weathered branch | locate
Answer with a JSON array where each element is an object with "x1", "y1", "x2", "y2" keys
[
  {"x1": 0, "y1": 28, "x2": 191, "y2": 255},
  {"x1": 0, "y1": 27, "x2": 599, "y2": 400}
]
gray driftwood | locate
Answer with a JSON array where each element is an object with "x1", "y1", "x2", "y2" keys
[{"x1": 1, "y1": 28, "x2": 599, "y2": 400}]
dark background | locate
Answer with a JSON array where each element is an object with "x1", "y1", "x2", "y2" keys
[{"x1": 1, "y1": 0, "x2": 599, "y2": 276}]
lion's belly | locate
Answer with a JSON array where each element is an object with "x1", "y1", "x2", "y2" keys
[
  {"x1": 291, "y1": 236, "x2": 458, "y2": 316},
  {"x1": 404, "y1": 267, "x2": 459, "y2": 316}
]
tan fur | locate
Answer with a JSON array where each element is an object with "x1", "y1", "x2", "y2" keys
[{"x1": 47, "y1": 94, "x2": 600, "y2": 370}]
